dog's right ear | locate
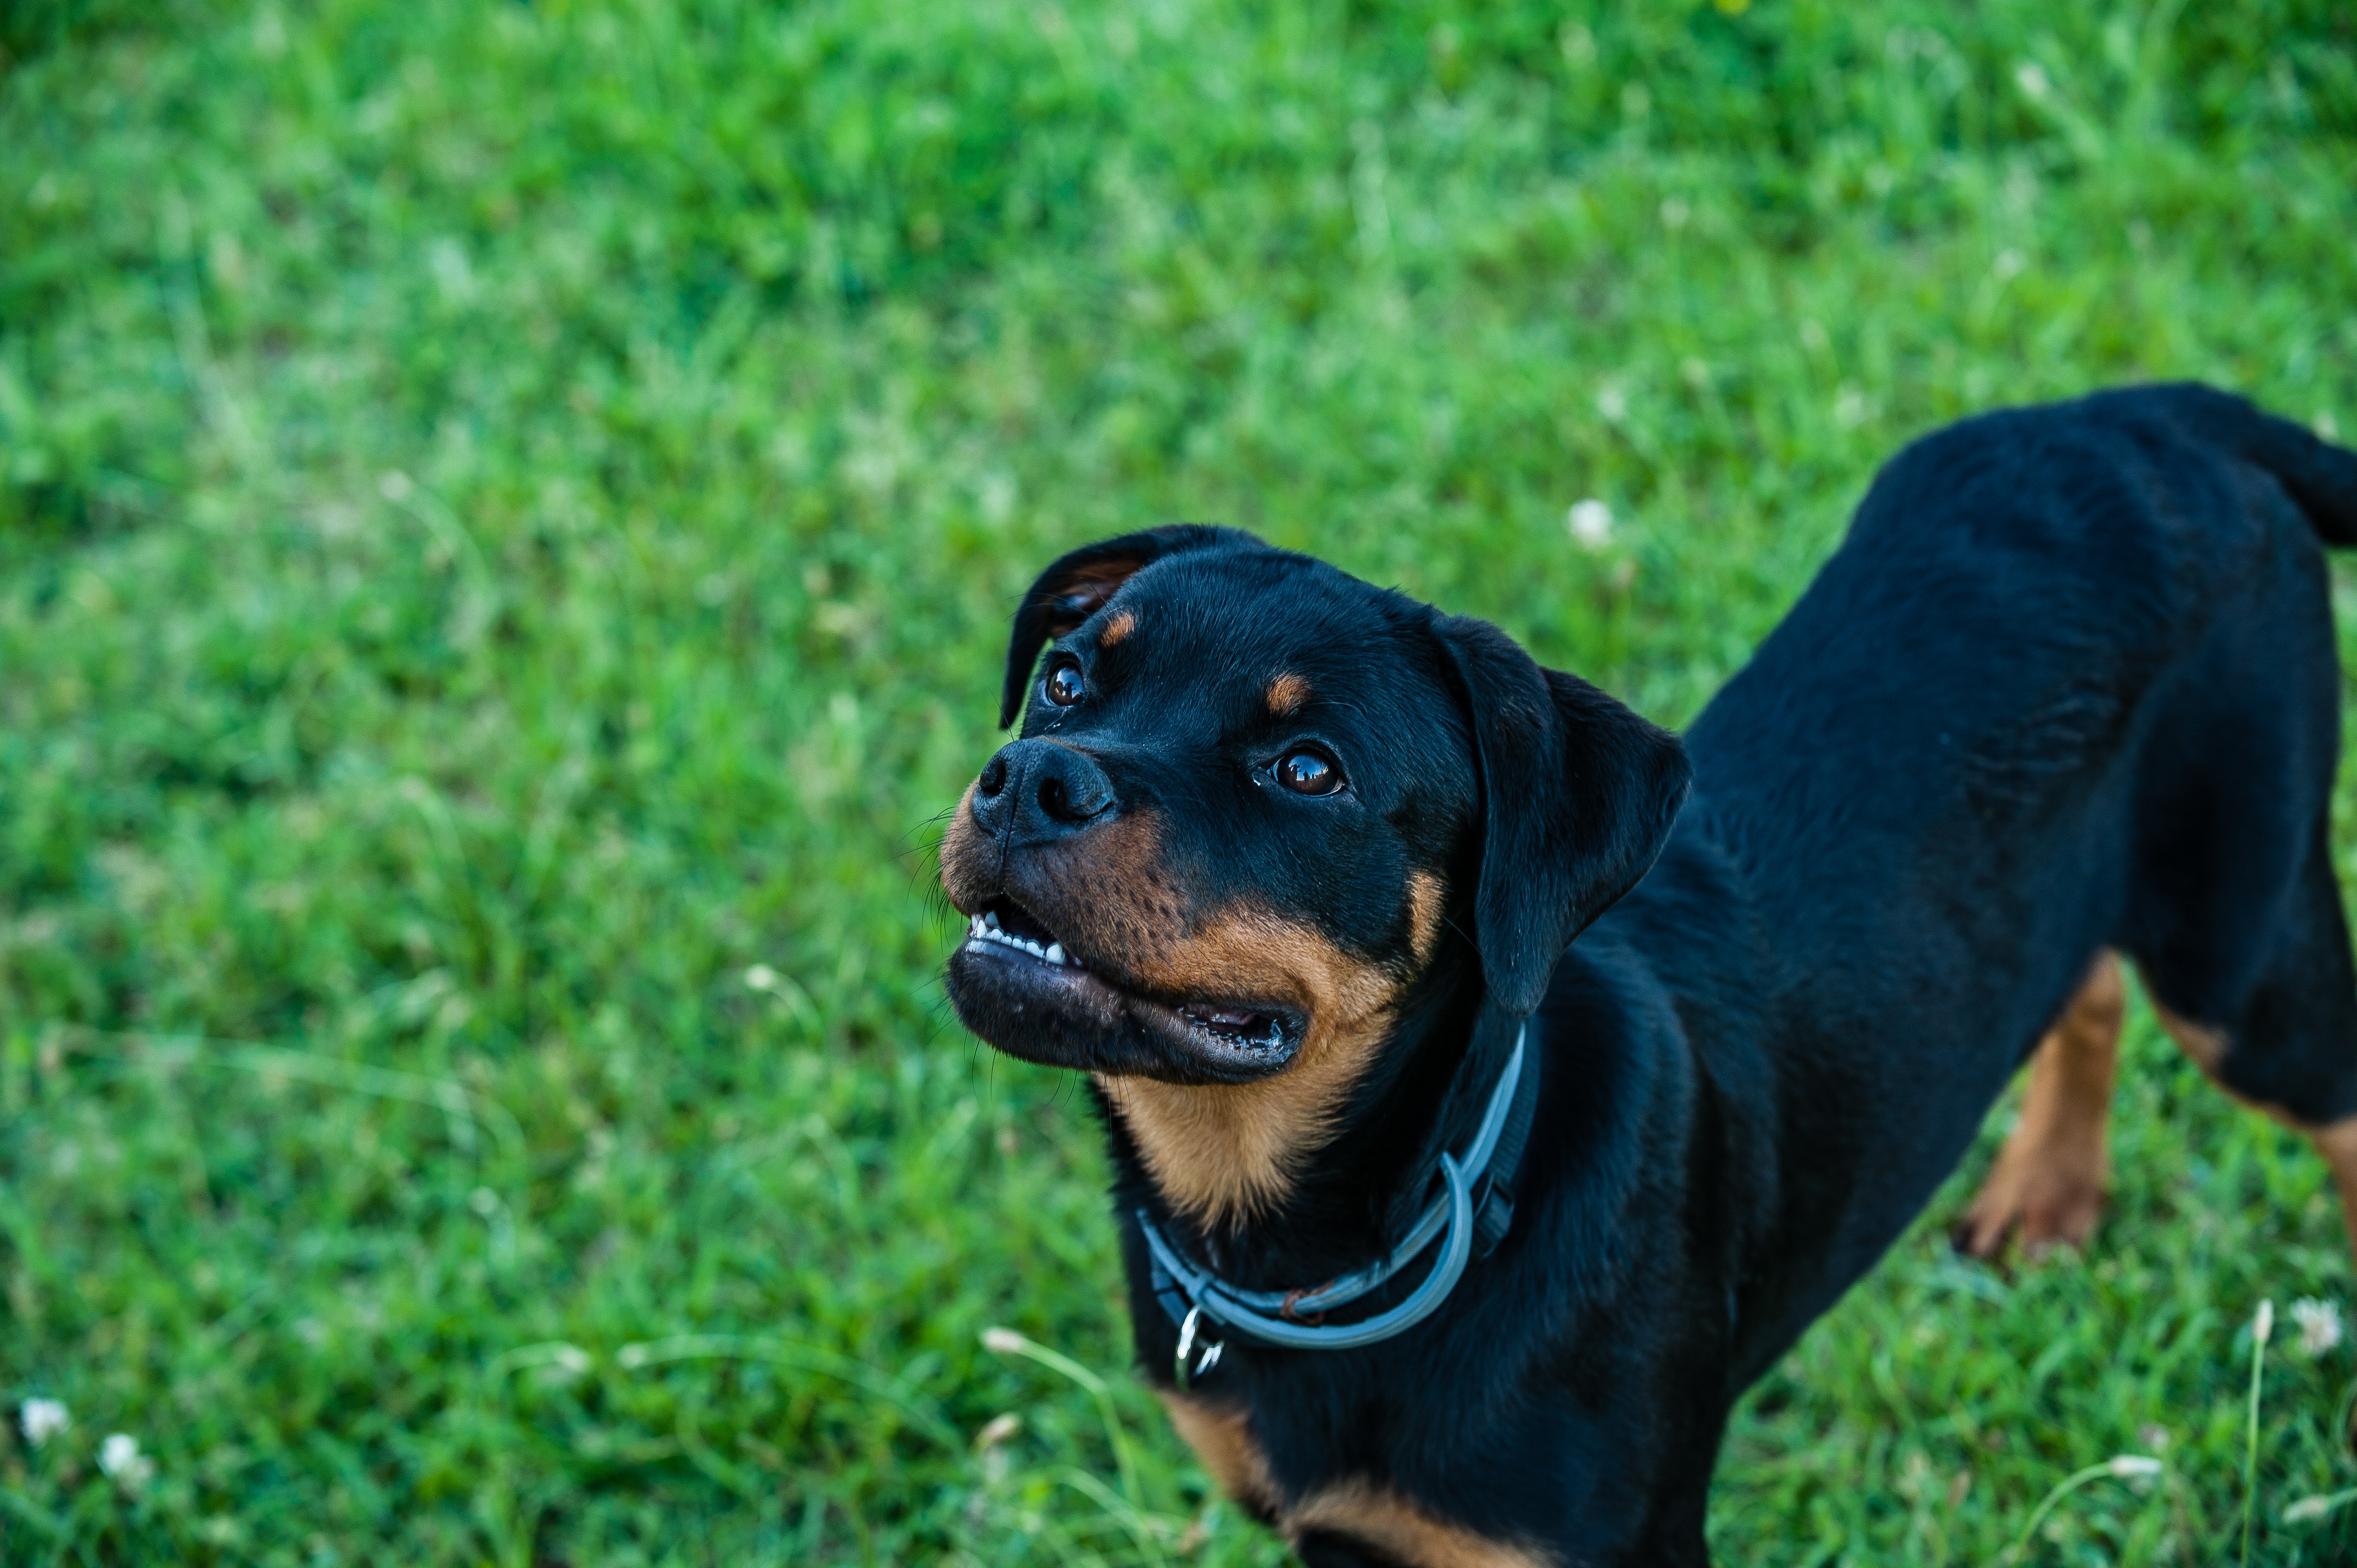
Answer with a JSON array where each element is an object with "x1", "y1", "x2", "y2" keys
[
  {"x1": 999, "y1": 525, "x2": 1252, "y2": 726},
  {"x1": 1433, "y1": 613, "x2": 1690, "y2": 1014}
]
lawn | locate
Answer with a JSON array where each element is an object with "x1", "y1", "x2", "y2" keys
[{"x1": 4, "y1": 0, "x2": 2357, "y2": 1562}]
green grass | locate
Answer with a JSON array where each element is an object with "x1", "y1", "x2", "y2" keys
[{"x1": 4, "y1": 0, "x2": 2357, "y2": 1561}]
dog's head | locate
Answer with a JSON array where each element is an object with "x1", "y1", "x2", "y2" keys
[{"x1": 940, "y1": 527, "x2": 1687, "y2": 1218}]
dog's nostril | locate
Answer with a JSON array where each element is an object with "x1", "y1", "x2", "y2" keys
[
  {"x1": 1036, "y1": 773, "x2": 1108, "y2": 824},
  {"x1": 977, "y1": 755, "x2": 1009, "y2": 797}
]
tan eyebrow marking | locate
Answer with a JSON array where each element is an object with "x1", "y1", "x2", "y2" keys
[
  {"x1": 1100, "y1": 609, "x2": 1136, "y2": 646},
  {"x1": 1266, "y1": 672, "x2": 1309, "y2": 716}
]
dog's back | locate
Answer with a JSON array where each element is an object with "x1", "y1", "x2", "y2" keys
[{"x1": 1632, "y1": 385, "x2": 2357, "y2": 1377}]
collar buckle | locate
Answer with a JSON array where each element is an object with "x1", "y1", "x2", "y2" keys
[{"x1": 1174, "y1": 1306, "x2": 1224, "y2": 1390}]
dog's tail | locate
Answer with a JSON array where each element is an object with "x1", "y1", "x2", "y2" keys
[{"x1": 2147, "y1": 381, "x2": 2357, "y2": 548}]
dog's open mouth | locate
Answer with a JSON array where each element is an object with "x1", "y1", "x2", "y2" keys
[
  {"x1": 964, "y1": 900, "x2": 1083, "y2": 971},
  {"x1": 957, "y1": 896, "x2": 1301, "y2": 1072}
]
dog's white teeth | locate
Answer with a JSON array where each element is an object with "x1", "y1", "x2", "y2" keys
[
  {"x1": 966, "y1": 917, "x2": 1075, "y2": 967},
  {"x1": 985, "y1": 910, "x2": 1000, "y2": 929}
]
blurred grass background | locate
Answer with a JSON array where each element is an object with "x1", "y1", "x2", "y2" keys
[{"x1": 5, "y1": 0, "x2": 2357, "y2": 1562}]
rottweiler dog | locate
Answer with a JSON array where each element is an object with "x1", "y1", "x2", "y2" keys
[{"x1": 939, "y1": 383, "x2": 2357, "y2": 1565}]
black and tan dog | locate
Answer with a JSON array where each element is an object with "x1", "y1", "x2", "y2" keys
[{"x1": 939, "y1": 384, "x2": 2357, "y2": 1565}]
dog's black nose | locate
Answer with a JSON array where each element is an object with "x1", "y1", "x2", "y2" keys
[{"x1": 970, "y1": 739, "x2": 1115, "y2": 844}]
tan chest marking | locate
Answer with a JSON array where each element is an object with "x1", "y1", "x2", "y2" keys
[
  {"x1": 1290, "y1": 1481, "x2": 1557, "y2": 1567},
  {"x1": 1160, "y1": 1396, "x2": 1552, "y2": 1566},
  {"x1": 1159, "y1": 1394, "x2": 1277, "y2": 1514}
]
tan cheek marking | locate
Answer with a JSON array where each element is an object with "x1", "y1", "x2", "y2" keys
[
  {"x1": 1020, "y1": 809, "x2": 1174, "y2": 935},
  {"x1": 1100, "y1": 608, "x2": 1136, "y2": 647},
  {"x1": 1286, "y1": 1481, "x2": 1558, "y2": 1567},
  {"x1": 1096, "y1": 906, "x2": 1404, "y2": 1225},
  {"x1": 938, "y1": 781, "x2": 992, "y2": 910},
  {"x1": 1267, "y1": 672, "x2": 1309, "y2": 716},
  {"x1": 1159, "y1": 1395, "x2": 1277, "y2": 1517},
  {"x1": 1407, "y1": 870, "x2": 1445, "y2": 964},
  {"x1": 1007, "y1": 817, "x2": 1408, "y2": 1225}
]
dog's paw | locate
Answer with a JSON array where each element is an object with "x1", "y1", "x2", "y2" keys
[{"x1": 1953, "y1": 1147, "x2": 2106, "y2": 1261}]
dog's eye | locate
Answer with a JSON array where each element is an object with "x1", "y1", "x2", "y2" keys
[
  {"x1": 1276, "y1": 750, "x2": 1342, "y2": 796},
  {"x1": 1043, "y1": 660, "x2": 1086, "y2": 707}
]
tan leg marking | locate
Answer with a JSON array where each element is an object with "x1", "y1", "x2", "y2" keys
[
  {"x1": 1159, "y1": 1397, "x2": 1552, "y2": 1566},
  {"x1": 1958, "y1": 951, "x2": 2124, "y2": 1259},
  {"x1": 2306, "y1": 1118, "x2": 2357, "y2": 1263},
  {"x1": 2152, "y1": 1002, "x2": 2228, "y2": 1077},
  {"x1": 2153, "y1": 999, "x2": 2357, "y2": 1266}
]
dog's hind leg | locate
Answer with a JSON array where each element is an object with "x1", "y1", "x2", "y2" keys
[
  {"x1": 1957, "y1": 951, "x2": 2126, "y2": 1261},
  {"x1": 2147, "y1": 822, "x2": 2357, "y2": 1265}
]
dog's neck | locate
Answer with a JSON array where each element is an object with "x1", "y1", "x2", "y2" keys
[{"x1": 1098, "y1": 940, "x2": 1511, "y2": 1286}]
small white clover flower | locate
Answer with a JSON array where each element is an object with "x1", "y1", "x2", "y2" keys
[
  {"x1": 1594, "y1": 383, "x2": 1629, "y2": 424},
  {"x1": 2292, "y1": 1297, "x2": 2344, "y2": 1358},
  {"x1": 529, "y1": 1344, "x2": 593, "y2": 1388},
  {"x1": 19, "y1": 1398, "x2": 69, "y2": 1447},
  {"x1": 98, "y1": 1432, "x2": 155, "y2": 1490},
  {"x1": 1567, "y1": 499, "x2": 1615, "y2": 550},
  {"x1": 743, "y1": 963, "x2": 780, "y2": 992}
]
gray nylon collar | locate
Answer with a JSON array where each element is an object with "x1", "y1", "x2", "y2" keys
[{"x1": 1139, "y1": 1023, "x2": 1532, "y2": 1356}]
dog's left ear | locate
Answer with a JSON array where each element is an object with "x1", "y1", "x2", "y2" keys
[
  {"x1": 1433, "y1": 615, "x2": 1691, "y2": 1015},
  {"x1": 999, "y1": 524, "x2": 1253, "y2": 726}
]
